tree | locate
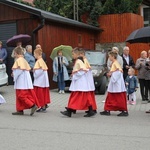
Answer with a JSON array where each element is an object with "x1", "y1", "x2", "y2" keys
[{"x1": 14, "y1": 0, "x2": 143, "y2": 27}]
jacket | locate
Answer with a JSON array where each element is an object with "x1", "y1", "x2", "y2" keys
[{"x1": 52, "y1": 56, "x2": 69, "y2": 82}]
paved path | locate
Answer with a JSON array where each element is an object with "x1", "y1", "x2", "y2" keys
[{"x1": 0, "y1": 85, "x2": 150, "y2": 150}]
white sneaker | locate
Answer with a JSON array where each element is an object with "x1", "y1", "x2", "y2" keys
[
  {"x1": 59, "y1": 90, "x2": 62, "y2": 94},
  {"x1": 62, "y1": 90, "x2": 65, "y2": 94}
]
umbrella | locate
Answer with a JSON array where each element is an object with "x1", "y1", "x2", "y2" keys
[
  {"x1": 6, "y1": 34, "x2": 31, "y2": 47},
  {"x1": 125, "y1": 26, "x2": 150, "y2": 43},
  {"x1": 50, "y1": 45, "x2": 73, "y2": 61}
]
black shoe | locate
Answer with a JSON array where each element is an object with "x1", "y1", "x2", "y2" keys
[
  {"x1": 84, "y1": 111, "x2": 95, "y2": 117},
  {"x1": 60, "y1": 111, "x2": 72, "y2": 117},
  {"x1": 117, "y1": 111, "x2": 128, "y2": 117},
  {"x1": 65, "y1": 107, "x2": 76, "y2": 114},
  {"x1": 100, "y1": 111, "x2": 110, "y2": 116},
  {"x1": 85, "y1": 110, "x2": 97, "y2": 114}
]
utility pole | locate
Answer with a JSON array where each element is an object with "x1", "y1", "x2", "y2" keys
[{"x1": 73, "y1": 0, "x2": 79, "y2": 21}]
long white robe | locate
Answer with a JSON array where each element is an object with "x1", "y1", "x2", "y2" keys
[
  {"x1": 107, "y1": 70, "x2": 126, "y2": 93},
  {"x1": 33, "y1": 69, "x2": 49, "y2": 87}
]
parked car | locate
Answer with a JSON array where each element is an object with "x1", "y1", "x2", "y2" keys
[
  {"x1": 66, "y1": 50, "x2": 108, "y2": 94},
  {"x1": 0, "y1": 62, "x2": 8, "y2": 87},
  {"x1": 85, "y1": 50, "x2": 108, "y2": 94}
]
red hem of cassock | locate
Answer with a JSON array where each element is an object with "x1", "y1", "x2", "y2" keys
[
  {"x1": 104, "y1": 92, "x2": 128, "y2": 111},
  {"x1": 16, "y1": 89, "x2": 40, "y2": 111},
  {"x1": 67, "y1": 91, "x2": 97, "y2": 110},
  {"x1": 34, "y1": 86, "x2": 51, "y2": 107}
]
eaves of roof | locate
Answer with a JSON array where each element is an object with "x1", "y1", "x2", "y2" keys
[{"x1": 0, "y1": 0, "x2": 102, "y2": 32}]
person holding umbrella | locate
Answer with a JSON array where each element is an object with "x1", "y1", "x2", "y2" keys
[
  {"x1": 11, "y1": 41, "x2": 26, "y2": 61},
  {"x1": 52, "y1": 49, "x2": 69, "y2": 94}
]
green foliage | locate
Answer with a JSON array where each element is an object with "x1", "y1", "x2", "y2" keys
[
  {"x1": 102, "y1": 0, "x2": 143, "y2": 14},
  {"x1": 13, "y1": 0, "x2": 143, "y2": 27},
  {"x1": 33, "y1": 0, "x2": 52, "y2": 11}
]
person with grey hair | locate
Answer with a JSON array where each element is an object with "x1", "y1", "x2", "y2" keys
[
  {"x1": 24, "y1": 45, "x2": 35, "y2": 81},
  {"x1": 121, "y1": 46, "x2": 135, "y2": 80},
  {"x1": 107, "y1": 46, "x2": 123, "y2": 71},
  {"x1": 135, "y1": 51, "x2": 148, "y2": 101}
]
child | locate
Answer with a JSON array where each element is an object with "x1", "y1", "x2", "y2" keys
[
  {"x1": 33, "y1": 48, "x2": 51, "y2": 112},
  {"x1": 12, "y1": 46, "x2": 39, "y2": 116},
  {"x1": 125, "y1": 68, "x2": 138, "y2": 105},
  {"x1": 100, "y1": 51, "x2": 128, "y2": 116},
  {"x1": 78, "y1": 48, "x2": 97, "y2": 114},
  {"x1": 60, "y1": 48, "x2": 95, "y2": 117}
]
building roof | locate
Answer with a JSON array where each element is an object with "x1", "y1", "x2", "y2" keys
[
  {"x1": 143, "y1": 0, "x2": 150, "y2": 6},
  {"x1": 0, "y1": 0, "x2": 101, "y2": 32}
]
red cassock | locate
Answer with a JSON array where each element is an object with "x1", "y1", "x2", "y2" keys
[
  {"x1": 104, "y1": 92, "x2": 127, "y2": 111},
  {"x1": 16, "y1": 89, "x2": 40, "y2": 111},
  {"x1": 67, "y1": 91, "x2": 97, "y2": 110},
  {"x1": 34, "y1": 86, "x2": 51, "y2": 107}
]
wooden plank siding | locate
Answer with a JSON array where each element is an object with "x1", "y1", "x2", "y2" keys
[
  {"x1": 98, "y1": 13, "x2": 144, "y2": 43},
  {"x1": 0, "y1": 4, "x2": 30, "y2": 22}
]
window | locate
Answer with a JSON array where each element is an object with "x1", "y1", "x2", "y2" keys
[
  {"x1": 78, "y1": 34, "x2": 82, "y2": 46},
  {"x1": 142, "y1": 5, "x2": 150, "y2": 27}
]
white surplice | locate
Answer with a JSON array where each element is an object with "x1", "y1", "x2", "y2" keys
[
  {"x1": 107, "y1": 70, "x2": 126, "y2": 93},
  {"x1": 33, "y1": 69, "x2": 49, "y2": 87}
]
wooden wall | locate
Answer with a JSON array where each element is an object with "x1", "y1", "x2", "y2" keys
[
  {"x1": 0, "y1": 4, "x2": 30, "y2": 22},
  {"x1": 98, "y1": 13, "x2": 144, "y2": 43},
  {"x1": 37, "y1": 23, "x2": 98, "y2": 88}
]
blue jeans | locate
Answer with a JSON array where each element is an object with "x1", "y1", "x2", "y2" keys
[{"x1": 57, "y1": 71, "x2": 65, "y2": 90}]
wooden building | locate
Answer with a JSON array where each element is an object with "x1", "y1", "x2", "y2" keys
[{"x1": 0, "y1": 0, "x2": 101, "y2": 88}]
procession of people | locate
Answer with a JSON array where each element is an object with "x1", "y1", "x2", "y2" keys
[{"x1": 0, "y1": 38, "x2": 150, "y2": 117}]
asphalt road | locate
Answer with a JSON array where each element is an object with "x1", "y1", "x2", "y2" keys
[{"x1": 0, "y1": 85, "x2": 150, "y2": 150}]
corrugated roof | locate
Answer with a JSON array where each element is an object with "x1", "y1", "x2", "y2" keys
[{"x1": 0, "y1": 0, "x2": 101, "y2": 31}]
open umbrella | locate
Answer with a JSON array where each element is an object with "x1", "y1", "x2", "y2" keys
[
  {"x1": 126, "y1": 26, "x2": 150, "y2": 43},
  {"x1": 6, "y1": 34, "x2": 31, "y2": 47},
  {"x1": 50, "y1": 45, "x2": 73, "y2": 61}
]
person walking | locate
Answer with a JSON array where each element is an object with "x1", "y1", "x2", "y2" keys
[
  {"x1": 121, "y1": 46, "x2": 135, "y2": 80},
  {"x1": 100, "y1": 51, "x2": 128, "y2": 117},
  {"x1": 52, "y1": 50, "x2": 69, "y2": 94},
  {"x1": 135, "y1": 51, "x2": 148, "y2": 101},
  {"x1": 60, "y1": 48, "x2": 96, "y2": 117},
  {"x1": 107, "y1": 47, "x2": 123, "y2": 71},
  {"x1": 125, "y1": 68, "x2": 138, "y2": 105},
  {"x1": 11, "y1": 46, "x2": 39, "y2": 116},
  {"x1": 79, "y1": 48, "x2": 97, "y2": 114},
  {"x1": 24, "y1": 45, "x2": 35, "y2": 82},
  {"x1": 33, "y1": 48, "x2": 51, "y2": 112},
  {"x1": 0, "y1": 41, "x2": 7, "y2": 64}
]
